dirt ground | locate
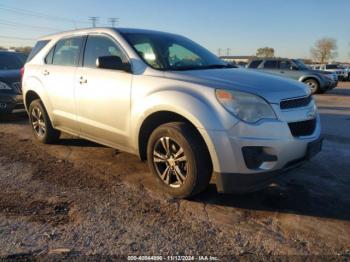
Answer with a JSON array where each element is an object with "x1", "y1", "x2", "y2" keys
[{"x1": 0, "y1": 82, "x2": 349, "y2": 260}]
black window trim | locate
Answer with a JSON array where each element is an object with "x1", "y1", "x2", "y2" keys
[{"x1": 81, "y1": 33, "x2": 133, "y2": 73}]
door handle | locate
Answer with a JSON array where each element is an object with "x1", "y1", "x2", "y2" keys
[
  {"x1": 280, "y1": 71, "x2": 285, "y2": 74},
  {"x1": 43, "y1": 70, "x2": 50, "y2": 76},
  {"x1": 79, "y1": 76, "x2": 87, "y2": 84}
]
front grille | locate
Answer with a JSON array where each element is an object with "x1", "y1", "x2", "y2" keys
[
  {"x1": 12, "y1": 82, "x2": 22, "y2": 94},
  {"x1": 288, "y1": 119, "x2": 316, "y2": 137},
  {"x1": 280, "y1": 96, "x2": 312, "y2": 110}
]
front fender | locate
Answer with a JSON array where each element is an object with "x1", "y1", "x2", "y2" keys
[
  {"x1": 298, "y1": 74, "x2": 324, "y2": 86},
  {"x1": 131, "y1": 89, "x2": 238, "y2": 173}
]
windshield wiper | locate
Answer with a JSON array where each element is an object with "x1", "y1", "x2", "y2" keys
[{"x1": 205, "y1": 64, "x2": 237, "y2": 69}]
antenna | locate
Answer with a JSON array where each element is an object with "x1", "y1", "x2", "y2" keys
[{"x1": 89, "y1": 17, "x2": 100, "y2": 27}]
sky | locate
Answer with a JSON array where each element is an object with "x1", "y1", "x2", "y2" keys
[{"x1": 0, "y1": 0, "x2": 349, "y2": 61}]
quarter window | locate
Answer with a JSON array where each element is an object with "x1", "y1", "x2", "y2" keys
[
  {"x1": 27, "y1": 40, "x2": 50, "y2": 62},
  {"x1": 45, "y1": 46, "x2": 55, "y2": 64},
  {"x1": 52, "y1": 37, "x2": 83, "y2": 66},
  {"x1": 83, "y1": 35, "x2": 127, "y2": 68}
]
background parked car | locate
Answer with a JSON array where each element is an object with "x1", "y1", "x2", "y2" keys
[
  {"x1": 319, "y1": 64, "x2": 348, "y2": 81},
  {"x1": 0, "y1": 51, "x2": 25, "y2": 114},
  {"x1": 247, "y1": 58, "x2": 337, "y2": 94}
]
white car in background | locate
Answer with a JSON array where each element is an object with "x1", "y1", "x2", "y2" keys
[{"x1": 319, "y1": 64, "x2": 347, "y2": 81}]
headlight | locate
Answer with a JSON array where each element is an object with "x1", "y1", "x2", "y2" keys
[
  {"x1": 215, "y1": 89, "x2": 276, "y2": 123},
  {"x1": 0, "y1": 81, "x2": 11, "y2": 90}
]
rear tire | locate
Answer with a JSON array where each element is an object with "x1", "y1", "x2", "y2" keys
[
  {"x1": 147, "y1": 122, "x2": 212, "y2": 198},
  {"x1": 28, "y1": 99, "x2": 60, "y2": 144},
  {"x1": 304, "y1": 79, "x2": 320, "y2": 94}
]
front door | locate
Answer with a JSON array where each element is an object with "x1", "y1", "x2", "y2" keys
[{"x1": 75, "y1": 34, "x2": 133, "y2": 148}]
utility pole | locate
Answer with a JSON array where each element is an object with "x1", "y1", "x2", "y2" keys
[
  {"x1": 108, "y1": 18, "x2": 119, "y2": 27},
  {"x1": 89, "y1": 17, "x2": 100, "y2": 27},
  {"x1": 218, "y1": 48, "x2": 222, "y2": 57},
  {"x1": 226, "y1": 48, "x2": 230, "y2": 56}
]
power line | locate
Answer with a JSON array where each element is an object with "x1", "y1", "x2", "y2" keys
[
  {"x1": 108, "y1": 18, "x2": 119, "y2": 27},
  {"x1": 0, "y1": 4, "x2": 89, "y2": 26},
  {"x1": 0, "y1": 35, "x2": 36, "y2": 41},
  {"x1": 0, "y1": 19, "x2": 62, "y2": 31},
  {"x1": 89, "y1": 17, "x2": 100, "y2": 27}
]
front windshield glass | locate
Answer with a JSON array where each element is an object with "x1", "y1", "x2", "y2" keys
[
  {"x1": 292, "y1": 59, "x2": 308, "y2": 70},
  {"x1": 121, "y1": 31, "x2": 230, "y2": 71}
]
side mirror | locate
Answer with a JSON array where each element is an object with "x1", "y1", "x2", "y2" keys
[
  {"x1": 96, "y1": 56, "x2": 131, "y2": 72},
  {"x1": 290, "y1": 65, "x2": 298, "y2": 70}
]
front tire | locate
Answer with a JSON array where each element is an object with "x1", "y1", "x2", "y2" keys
[
  {"x1": 304, "y1": 79, "x2": 320, "y2": 94},
  {"x1": 28, "y1": 99, "x2": 60, "y2": 144},
  {"x1": 147, "y1": 122, "x2": 212, "y2": 198}
]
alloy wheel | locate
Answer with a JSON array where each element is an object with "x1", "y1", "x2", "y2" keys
[
  {"x1": 153, "y1": 136, "x2": 188, "y2": 188},
  {"x1": 31, "y1": 106, "x2": 46, "y2": 137},
  {"x1": 305, "y1": 80, "x2": 317, "y2": 93}
]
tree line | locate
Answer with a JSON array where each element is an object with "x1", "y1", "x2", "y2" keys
[
  {"x1": 0, "y1": 46, "x2": 32, "y2": 55},
  {"x1": 255, "y1": 38, "x2": 344, "y2": 64}
]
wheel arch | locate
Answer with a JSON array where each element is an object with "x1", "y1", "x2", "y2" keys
[
  {"x1": 25, "y1": 90, "x2": 41, "y2": 110},
  {"x1": 137, "y1": 110, "x2": 219, "y2": 174}
]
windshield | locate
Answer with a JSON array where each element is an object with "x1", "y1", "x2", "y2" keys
[
  {"x1": 121, "y1": 31, "x2": 230, "y2": 71},
  {"x1": 292, "y1": 59, "x2": 309, "y2": 70},
  {"x1": 0, "y1": 53, "x2": 23, "y2": 70}
]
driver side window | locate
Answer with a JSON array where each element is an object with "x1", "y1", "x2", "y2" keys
[{"x1": 83, "y1": 35, "x2": 127, "y2": 68}]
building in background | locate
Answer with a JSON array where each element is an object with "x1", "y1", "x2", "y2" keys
[{"x1": 220, "y1": 56, "x2": 255, "y2": 67}]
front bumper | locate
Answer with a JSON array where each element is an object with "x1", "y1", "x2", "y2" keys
[
  {"x1": 0, "y1": 93, "x2": 24, "y2": 113},
  {"x1": 215, "y1": 137, "x2": 323, "y2": 193},
  {"x1": 203, "y1": 101, "x2": 322, "y2": 193}
]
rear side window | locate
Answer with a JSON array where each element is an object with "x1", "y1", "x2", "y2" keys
[
  {"x1": 52, "y1": 37, "x2": 83, "y2": 66},
  {"x1": 263, "y1": 60, "x2": 278, "y2": 69},
  {"x1": 27, "y1": 40, "x2": 50, "y2": 62},
  {"x1": 248, "y1": 60, "x2": 262, "y2": 68},
  {"x1": 83, "y1": 35, "x2": 127, "y2": 68}
]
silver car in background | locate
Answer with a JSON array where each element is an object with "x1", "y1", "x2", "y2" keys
[{"x1": 22, "y1": 28, "x2": 322, "y2": 198}]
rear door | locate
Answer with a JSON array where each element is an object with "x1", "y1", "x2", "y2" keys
[
  {"x1": 41, "y1": 36, "x2": 84, "y2": 133},
  {"x1": 75, "y1": 34, "x2": 133, "y2": 148}
]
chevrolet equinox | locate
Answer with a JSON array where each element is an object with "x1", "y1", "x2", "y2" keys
[{"x1": 22, "y1": 28, "x2": 322, "y2": 198}]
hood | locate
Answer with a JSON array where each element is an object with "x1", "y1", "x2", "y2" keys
[{"x1": 164, "y1": 68, "x2": 309, "y2": 103}]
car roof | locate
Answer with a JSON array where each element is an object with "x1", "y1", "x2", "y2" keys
[
  {"x1": 38, "y1": 27, "x2": 178, "y2": 41},
  {"x1": 250, "y1": 57, "x2": 291, "y2": 61}
]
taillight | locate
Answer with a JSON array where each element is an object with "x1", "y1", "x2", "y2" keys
[{"x1": 20, "y1": 67, "x2": 24, "y2": 80}]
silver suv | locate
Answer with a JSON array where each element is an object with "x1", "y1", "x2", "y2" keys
[{"x1": 22, "y1": 28, "x2": 322, "y2": 198}]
